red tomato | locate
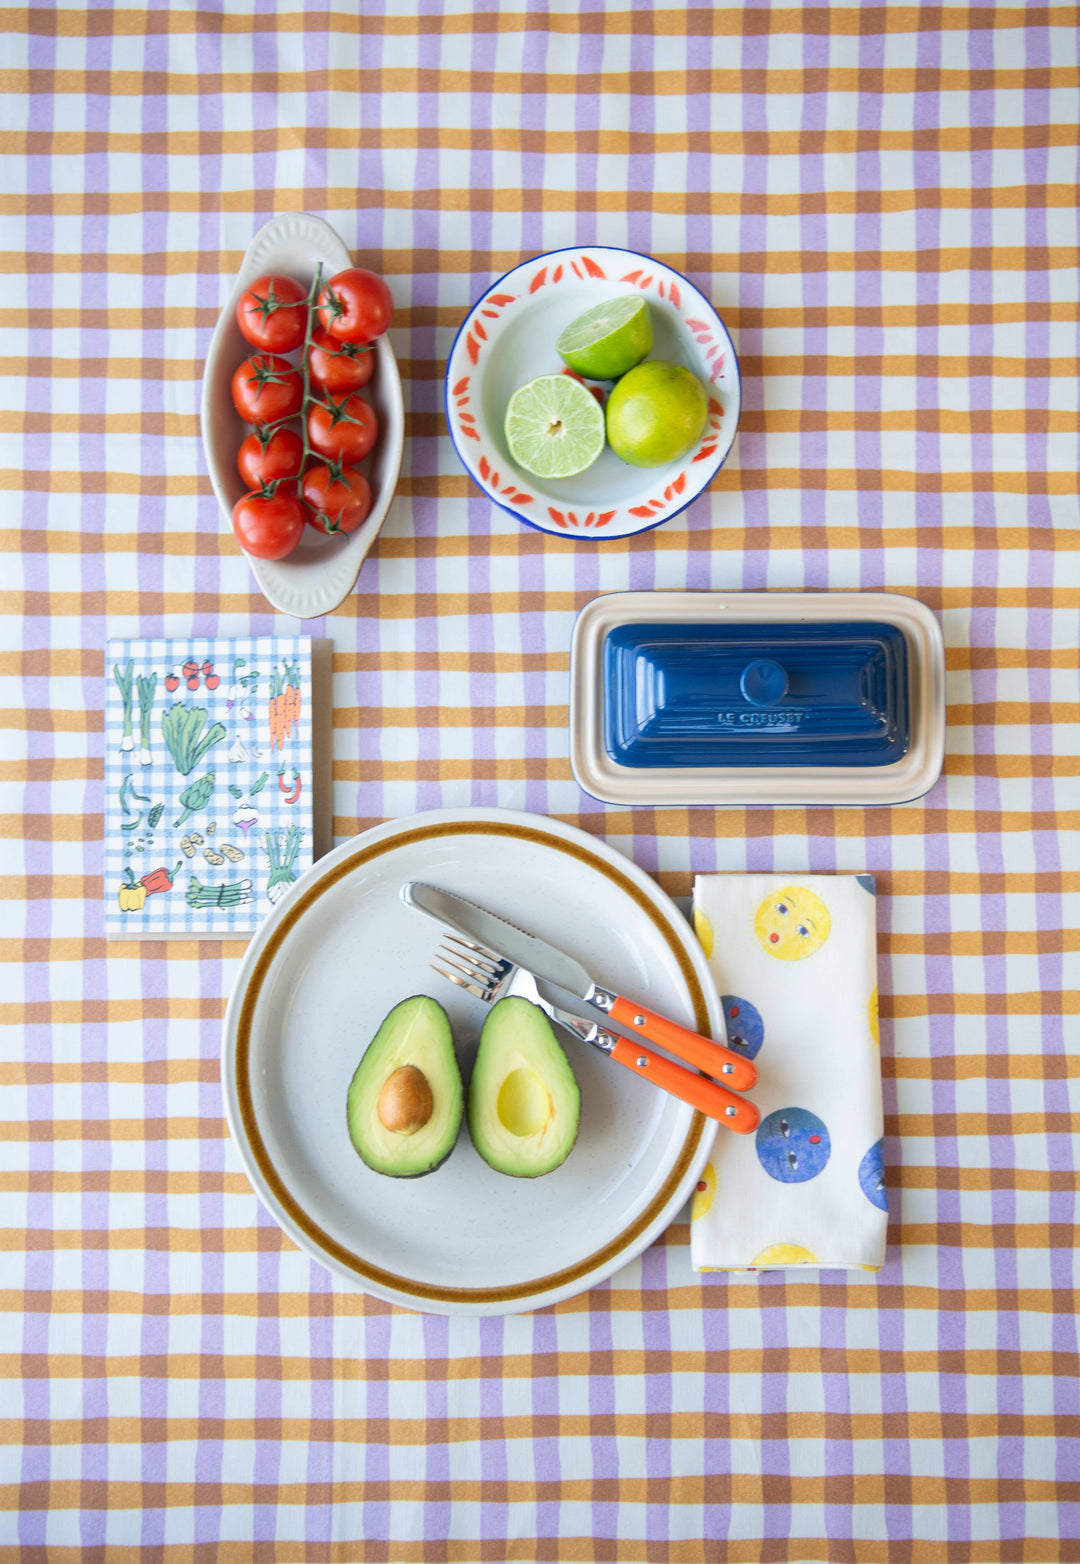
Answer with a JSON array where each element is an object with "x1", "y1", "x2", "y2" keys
[
  {"x1": 237, "y1": 425, "x2": 304, "y2": 490},
  {"x1": 231, "y1": 355, "x2": 304, "y2": 424},
  {"x1": 316, "y1": 267, "x2": 393, "y2": 344},
  {"x1": 231, "y1": 489, "x2": 306, "y2": 561},
  {"x1": 307, "y1": 392, "x2": 379, "y2": 464},
  {"x1": 302, "y1": 461, "x2": 373, "y2": 536},
  {"x1": 235, "y1": 274, "x2": 309, "y2": 353},
  {"x1": 308, "y1": 327, "x2": 376, "y2": 395}
]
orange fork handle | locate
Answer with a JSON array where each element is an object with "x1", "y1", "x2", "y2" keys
[
  {"x1": 608, "y1": 995, "x2": 758, "y2": 1092},
  {"x1": 609, "y1": 1036, "x2": 761, "y2": 1133}
]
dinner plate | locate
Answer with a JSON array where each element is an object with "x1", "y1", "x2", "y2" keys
[
  {"x1": 222, "y1": 807, "x2": 723, "y2": 1315},
  {"x1": 200, "y1": 212, "x2": 405, "y2": 618}
]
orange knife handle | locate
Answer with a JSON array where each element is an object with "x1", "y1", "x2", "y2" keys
[
  {"x1": 609, "y1": 1037, "x2": 761, "y2": 1133},
  {"x1": 607, "y1": 995, "x2": 758, "y2": 1092}
]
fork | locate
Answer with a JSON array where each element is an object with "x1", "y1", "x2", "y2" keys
[{"x1": 431, "y1": 935, "x2": 760, "y2": 1133}]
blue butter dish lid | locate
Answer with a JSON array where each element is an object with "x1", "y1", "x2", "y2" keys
[{"x1": 603, "y1": 621, "x2": 910, "y2": 768}]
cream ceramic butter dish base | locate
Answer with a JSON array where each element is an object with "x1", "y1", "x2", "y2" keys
[{"x1": 570, "y1": 591, "x2": 946, "y2": 807}]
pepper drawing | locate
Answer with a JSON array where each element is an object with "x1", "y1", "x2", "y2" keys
[
  {"x1": 278, "y1": 767, "x2": 302, "y2": 804},
  {"x1": 117, "y1": 862, "x2": 181, "y2": 910},
  {"x1": 139, "y1": 862, "x2": 182, "y2": 896},
  {"x1": 117, "y1": 870, "x2": 147, "y2": 911}
]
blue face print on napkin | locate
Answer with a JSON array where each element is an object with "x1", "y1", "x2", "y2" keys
[
  {"x1": 721, "y1": 995, "x2": 764, "y2": 1061},
  {"x1": 756, "y1": 1106, "x2": 831, "y2": 1184},
  {"x1": 858, "y1": 1138, "x2": 888, "y2": 1211}
]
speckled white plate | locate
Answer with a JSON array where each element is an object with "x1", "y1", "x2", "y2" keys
[
  {"x1": 201, "y1": 213, "x2": 404, "y2": 618},
  {"x1": 445, "y1": 245, "x2": 740, "y2": 539},
  {"x1": 221, "y1": 807, "x2": 723, "y2": 1316}
]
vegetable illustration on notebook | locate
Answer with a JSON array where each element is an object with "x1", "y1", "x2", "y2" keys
[
  {"x1": 114, "y1": 659, "x2": 135, "y2": 753},
  {"x1": 230, "y1": 772, "x2": 269, "y2": 836},
  {"x1": 136, "y1": 673, "x2": 156, "y2": 764},
  {"x1": 117, "y1": 862, "x2": 182, "y2": 911},
  {"x1": 269, "y1": 659, "x2": 301, "y2": 749},
  {"x1": 264, "y1": 824, "x2": 304, "y2": 904},
  {"x1": 174, "y1": 773, "x2": 216, "y2": 827},
  {"x1": 161, "y1": 703, "x2": 227, "y2": 776},
  {"x1": 105, "y1": 637, "x2": 313, "y2": 937}
]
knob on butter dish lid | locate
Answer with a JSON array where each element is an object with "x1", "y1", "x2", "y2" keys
[{"x1": 570, "y1": 592, "x2": 946, "y2": 807}]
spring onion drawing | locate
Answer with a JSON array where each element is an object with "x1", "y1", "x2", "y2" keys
[
  {"x1": 185, "y1": 876, "x2": 253, "y2": 909},
  {"x1": 136, "y1": 673, "x2": 157, "y2": 765},
  {"x1": 263, "y1": 825, "x2": 304, "y2": 905},
  {"x1": 114, "y1": 660, "x2": 135, "y2": 752},
  {"x1": 161, "y1": 703, "x2": 227, "y2": 777},
  {"x1": 173, "y1": 771, "x2": 216, "y2": 827}
]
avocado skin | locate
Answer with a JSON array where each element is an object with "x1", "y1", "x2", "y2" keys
[
  {"x1": 467, "y1": 996, "x2": 581, "y2": 1178},
  {"x1": 346, "y1": 995, "x2": 464, "y2": 1178},
  {"x1": 352, "y1": 1124, "x2": 461, "y2": 1179}
]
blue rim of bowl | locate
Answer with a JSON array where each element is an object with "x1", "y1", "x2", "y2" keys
[{"x1": 443, "y1": 245, "x2": 743, "y2": 542}]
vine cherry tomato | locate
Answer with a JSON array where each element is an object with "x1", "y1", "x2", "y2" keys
[
  {"x1": 308, "y1": 327, "x2": 376, "y2": 396},
  {"x1": 307, "y1": 391, "x2": 379, "y2": 464},
  {"x1": 235, "y1": 274, "x2": 309, "y2": 353},
  {"x1": 237, "y1": 424, "x2": 304, "y2": 490},
  {"x1": 302, "y1": 459, "x2": 373, "y2": 536},
  {"x1": 231, "y1": 488, "x2": 306, "y2": 561},
  {"x1": 231, "y1": 354, "x2": 304, "y2": 424},
  {"x1": 316, "y1": 267, "x2": 393, "y2": 344}
]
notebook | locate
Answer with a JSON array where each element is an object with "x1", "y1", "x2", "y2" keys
[{"x1": 105, "y1": 637, "x2": 314, "y2": 939}]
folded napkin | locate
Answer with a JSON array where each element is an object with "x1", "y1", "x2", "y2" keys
[{"x1": 690, "y1": 873, "x2": 887, "y2": 1273}]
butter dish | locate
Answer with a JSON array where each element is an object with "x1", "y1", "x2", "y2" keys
[{"x1": 570, "y1": 591, "x2": 945, "y2": 806}]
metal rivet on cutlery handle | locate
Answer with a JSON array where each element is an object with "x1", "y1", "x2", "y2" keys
[{"x1": 606, "y1": 995, "x2": 758, "y2": 1093}]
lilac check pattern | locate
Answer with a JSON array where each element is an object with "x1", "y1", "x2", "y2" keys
[{"x1": 1, "y1": 3, "x2": 1078, "y2": 1561}]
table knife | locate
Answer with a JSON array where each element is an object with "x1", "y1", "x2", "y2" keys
[{"x1": 401, "y1": 880, "x2": 757, "y2": 1093}]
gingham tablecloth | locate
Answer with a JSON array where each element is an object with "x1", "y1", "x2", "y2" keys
[{"x1": 2, "y1": 5, "x2": 1078, "y2": 1560}]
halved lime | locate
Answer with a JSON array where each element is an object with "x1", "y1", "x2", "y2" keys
[
  {"x1": 504, "y1": 374, "x2": 606, "y2": 480},
  {"x1": 556, "y1": 295, "x2": 653, "y2": 380}
]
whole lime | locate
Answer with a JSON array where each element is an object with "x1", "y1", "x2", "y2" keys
[{"x1": 605, "y1": 361, "x2": 708, "y2": 468}]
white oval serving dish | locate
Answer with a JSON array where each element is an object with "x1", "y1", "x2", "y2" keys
[
  {"x1": 201, "y1": 212, "x2": 405, "y2": 618},
  {"x1": 445, "y1": 246, "x2": 740, "y2": 540},
  {"x1": 221, "y1": 806, "x2": 723, "y2": 1315}
]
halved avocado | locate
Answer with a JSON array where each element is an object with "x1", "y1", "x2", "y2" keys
[
  {"x1": 467, "y1": 996, "x2": 580, "y2": 1177},
  {"x1": 346, "y1": 995, "x2": 464, "y2": 1177}
]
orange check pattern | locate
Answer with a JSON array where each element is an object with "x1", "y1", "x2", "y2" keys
[{"x1": 1, "y1": 3, "x2": 1078, "y2": 1560}]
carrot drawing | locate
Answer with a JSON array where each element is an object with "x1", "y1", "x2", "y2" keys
[{"x1": 269, "y1": 660, "x2": 302, "y2": 750}]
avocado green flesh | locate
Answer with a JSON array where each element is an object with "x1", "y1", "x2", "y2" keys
[
  {"x1": 346, "y1": 995, "x2": 463, "y2": 1177},
  {"x1": 467, "y1": 996, "x2": 581, "y2": 1178}
]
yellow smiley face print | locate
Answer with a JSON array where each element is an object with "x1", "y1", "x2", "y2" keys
[
  {"x1": 754, "y1": 885, "x2": 832, "y2": 961},
  {"x1": 692, "y1": 906, "x2": 714, "y2": 960},
  {"x1": 691, "y1": 1162, "x2": 716, "y2": 1221},
  {"x1": 752, "y1": 1243, "x2": 818, "y2": 1267}
]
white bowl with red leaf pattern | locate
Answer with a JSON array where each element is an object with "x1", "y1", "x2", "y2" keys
[{"x1": 445, "y1": 246, "x2": 740, "y2": 540}]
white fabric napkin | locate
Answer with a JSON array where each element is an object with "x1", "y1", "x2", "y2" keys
[{"x1": 689, "y1": 873, "x2": 888, "y2": 1273}]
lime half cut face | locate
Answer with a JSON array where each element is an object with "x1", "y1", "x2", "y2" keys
[
  {"x1": 556, "y1": 295, "x2": 653, "y2": 380},
  {"x1": 504, "y1": 374, "x2": 606, "y2": 480}
]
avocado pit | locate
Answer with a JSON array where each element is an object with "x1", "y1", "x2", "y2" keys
[{"x1": 377, "y1": 1064, "x2": 434, "y2": 1136}]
